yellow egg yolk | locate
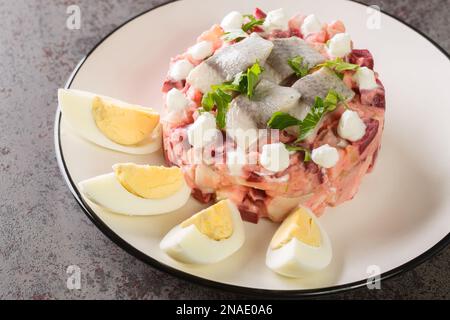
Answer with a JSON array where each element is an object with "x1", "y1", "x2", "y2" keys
[
  {"x1": 113, "y1": 164, "x2": 184, "y2": 199},
  {"x1": 270, "y1": 207, "x2": 321, "y2": 249},
  {"x1": 92, "y1": 96, "x2": 160, "y2": 146},
  {"x1": 181, "y1": 200, "x2": 234, "y2": 241}
]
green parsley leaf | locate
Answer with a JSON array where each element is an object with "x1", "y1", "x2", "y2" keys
[
  {"x1": 214, "y1": 88, "x2": 232, "y2": 129},
  {"x1": 297, "y1": 90, "x2": 346, "y2": 141},
  {"x1": 222, "y1": 30, "x2": 248, "y2": 43},
  {"x1": 267, "y1": 91, "x2": 346, "y2": 142},
  {"x1": 242, "y1": 15, "x2": 264, "y2": 32},
  {"x1": 318, "y1": 58, "x2": 359, "y2": 73},
  {"x1": 297, "y1": 98, "x2": 325, "y2": 141},
  {"x1": 211, "y1": 82, "x2": 239, "y2": 93},
  {"x1": 201, "y1": 89, "x2": 233, "y2": 129},
  {"x1": 323, "y1": 89, "x2": 339, "y2": 110},
  {"x1": 200, "y1": 62, "x2": 264, "y2": 129},
  {"x1": 267, "y1": 112, "x2": 302, "y2": 130},
  {"x1": 325, "y1": 89, "x2": 348, "y2": 112},
  {"x1": 216, "y1": 87, "x2": 231, "y2": 105},
  {"x1": 246, "y1": 62, "x2": 263, "y2": 98},
  {"x1": 288, "y1": 56, "x2": 310, "y2": 78},
  {"x1": 201, "y1": 92, "x2": 215, "y2": 111},
  {"x1": 215, "y1": 88, "x2": 233, "y2": 104},
  {"x1": 285, "y1": 145, "x2": 312, "y2": 162},
  {"x1": 231, "y1": 72, "x2": 247, "y2": 93},
  {"x1": 225, "y1": 62, "x2": 263, "y2": 98}
]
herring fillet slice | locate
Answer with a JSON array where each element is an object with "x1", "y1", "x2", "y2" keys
[
  {"x1": 229, "y1": 79, "x2": 301, "y2": 128},
  {"x1": 266, "y1": 37, "x2": 326, "y2": 83},
  {"x1": 261, "y1": 63, "x2": 283, "y2": 84},
  {"x1": 211, "y1": 34, "x2": 274, "y2": 81},
  {"x1": 286, "y1": 67, "x2": 356, "y2": 138},
  {"x1": 225, "y1": 103, "x2": 259, "y2": 148},
  {"x1": 187, "y1": 33, "x2": 274, "y2": 93},
  {"x1": 292, "y1": 67, "x2": 355, "y2": 105},
  {"x1": 288, "y1": 101, "x2": 311, "y2": 121}
]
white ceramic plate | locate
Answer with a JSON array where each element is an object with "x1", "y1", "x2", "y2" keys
[{"x1": 55, "y1": 0, "x2": 450, "y2": 296}]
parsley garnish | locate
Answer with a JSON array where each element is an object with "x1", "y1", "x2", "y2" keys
[
  {"x1": 297, "y1": 90, "x2": 343, "y2": 140},
  {"x1": 296, "y1": 97, "x2": 326, "y2": 141},
  {"x1": 201, "y1": 89, "x2": 232, "y2": 129},
  {"x1": 214, "y1": 88, "x2": 232, "y2": 129},
  {"x1": 267, "y1": 112, "x2": 301, "y2": 130},
  {"x1": 242, "y1": 14, "x2": 264, "y2": 32},
  {"x1": 246, "y1": 62, "x2": 263, "y2": 98},
  {"x1": 318, "y1": 58, "x2": 359, "y2": 73},
  {"x1": 223, "y1": 13, "x2": 265, "y2": 42},
  {"x1": 201, "y1": 92, "x2": 215, "y2": 112},
  {"x1": 289, "y1": 56, "x2": 357, "y2": 79},
  {"x1": 201, "y1": 62, "x2": 264, "y2": 128},
  {"x1": 211, "y1": 61, "x2": 263, "y2": 98},
  {"x1": 288, "y1": 56, "x2": 310, "y2": 78},
  {"x1": 267, "y1": 90, "x2": 345, "y2": 141},
  {"x1": 222, "y1": 29, "x2": 248, "y2": 43}
]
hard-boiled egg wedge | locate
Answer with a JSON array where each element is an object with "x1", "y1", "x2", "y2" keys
[
  {"x1": 266, "y1": 206, "x2": 332, "y2": 278},
  {"x1": 58, "y1": 89, "x2": 161, "y2": 155},
  {"x1": 160, "y1": 200, "x2": 245, "y2": 264},
  {"x1": 78, "y1": 164, "x2": 191, "y2": 216}
]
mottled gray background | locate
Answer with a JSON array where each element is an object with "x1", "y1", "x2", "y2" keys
[{"x1": 0, "y1": 0, "x2": 448, "y2": 300}]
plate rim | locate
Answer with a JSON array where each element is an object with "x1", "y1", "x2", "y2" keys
[{"x1": 54, "y1": 0, "x2": 450, "y2": 298}]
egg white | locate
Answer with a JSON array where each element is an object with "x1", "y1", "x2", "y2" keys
[
  {"x1": 160, "y1": 200, "x2": 245, "y2": 264},
  {"x1": 78, "y1": 172, "x2": 191, "y2": 216},
  {"x1": 265, "y1": 208, "x2": 332, "y2": 278},
  {"x1": 58, "y1": 89, "x2": 161, "y2": 155}
]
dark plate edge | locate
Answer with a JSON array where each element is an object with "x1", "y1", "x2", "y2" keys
[{"x1": 53, "y1": 0, "x2": 450, "y2": 298}]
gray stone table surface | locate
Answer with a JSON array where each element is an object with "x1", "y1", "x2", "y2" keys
[{"x1": 0, "y1": 0, "x2": 448, "y2": 300}]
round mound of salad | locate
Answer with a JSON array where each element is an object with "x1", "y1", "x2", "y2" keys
[{"x1": 162, "y1": 7, "x2": 385, "y2": 224}]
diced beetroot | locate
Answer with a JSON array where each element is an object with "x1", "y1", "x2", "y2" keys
[
  {"x1": 254, "y1": 7, "x2": 267, "y2": 19},
  {"x1": 191, "y1": 189, "x2": 215, "y2": 204},
  {"x1": 162, "y1": 79, "x2": 185, "y2": 93},
  {"x1": 239, "y1": 209, "x2": 259, "y2": 224},
  {"x1": 370, "y1": 91, "x2": 385, "y2": 109},
  {"x1": 305, "y1": 161, "x2": 320, "y2": 174},
  {"x1": 246, "y1": 172, "x2": 264, "y2": 183},
  {"x1": 349, "y1": 49, "x2": 374, "y2": 69},
  {"x1": 270, "y1": 30, "x2": 292, "y2": 39},
  {"x1": 252, "y1": 25, "x2": 265, "y2": 33},
  {"x1": 238, "y1": 195, "x2": 268, "y2": 224},
  {"x1": 290, "y1": 28, "x2": 302, "y2": 38},
  {"x1": 360, "y1": 79, "x2": 386, "y2": 109},
  {"x1": 353, "y1": 119, "x2": 379, "y2": 154}
]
